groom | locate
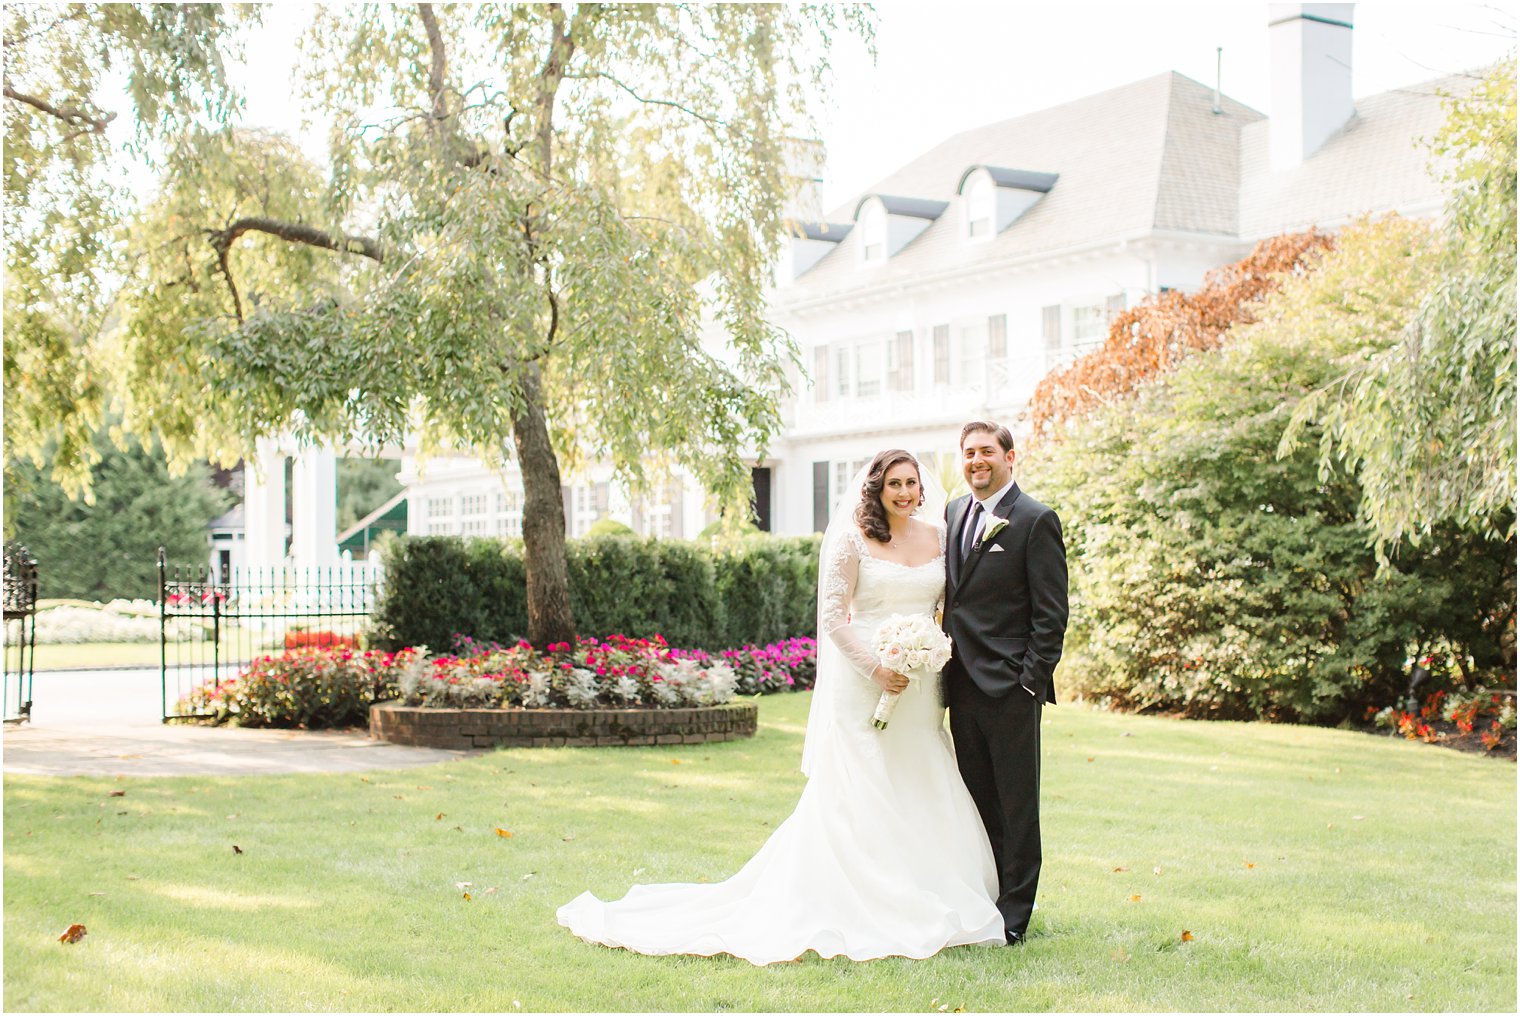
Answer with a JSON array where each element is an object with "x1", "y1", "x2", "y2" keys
[{"x1": 942, "y1": 420, "x2": 1068, "y2": 945}]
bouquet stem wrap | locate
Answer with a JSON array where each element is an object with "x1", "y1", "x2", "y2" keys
[{"x1": 871, "y1": 613, "x2": 953, "y2": 730}]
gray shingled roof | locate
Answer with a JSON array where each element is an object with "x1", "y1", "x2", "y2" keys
[
  {"x1": 777, "y1": 68, "x2": 1468, "y2": 304},
  {"x1": 1237, "y1": 73, "x2": 1474, "y2": 239},
  {"x1": 779, "y1": 73, "x2": 1260, "y2": 302}
]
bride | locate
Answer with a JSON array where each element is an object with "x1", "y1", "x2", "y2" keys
[{"x1": 557, "y1": 449, "x2": 1004, "y2": 964}]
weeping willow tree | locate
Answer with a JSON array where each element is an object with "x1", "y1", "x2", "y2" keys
[{"x1": 9, "y1": 3, "x2": 870, "y2": 645}]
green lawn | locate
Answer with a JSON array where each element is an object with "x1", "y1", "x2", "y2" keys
[
  {"x1": 23, "y1": 636, "x2": 284, "y2": 671},
  {"x1": 4, "y1": 695, "x2": 1514, "y2": 1012}
]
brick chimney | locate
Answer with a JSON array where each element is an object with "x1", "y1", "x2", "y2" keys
[{"x1": 1269, "y1": 3, "x2": 1355, "y2": 171}]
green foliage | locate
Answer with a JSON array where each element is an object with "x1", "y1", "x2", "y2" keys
[
  {"x1": 96, "y1": 5, "x2": 871, "y2": 516},
  {"x1": 1027, "y1": 217, "x2": 1515, "y2": 723},
  {"x1": 5, "y1": 428, "x2": 231, "y2": 601},
  {"x1": 585, "y1": 518, "x2": 636, "y2": 537},
  {"x1": 373, "y1": 533, "x2": 820, "y2": 653},
  {"x1": 3, "y1": 3, "x2": 254, "y2": 494},
  {"x1": 336, "y1": 457, "x2": 403, "y2": 531},
  {"x1": 1283, "y1": 61, "x2": 1518, "y2": 550}
]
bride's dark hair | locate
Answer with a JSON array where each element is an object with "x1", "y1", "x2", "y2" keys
[{"x1": 855, "y1": 449, "x2": 922, "y2": 543}]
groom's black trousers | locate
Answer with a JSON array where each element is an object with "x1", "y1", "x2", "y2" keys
[{"x1": 946, "y1": 666, "x2": 1042, "y2": 939}]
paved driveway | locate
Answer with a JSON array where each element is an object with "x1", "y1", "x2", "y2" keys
[{"x1": 2, "y1": 668, "x2": 472, "y2": 777}]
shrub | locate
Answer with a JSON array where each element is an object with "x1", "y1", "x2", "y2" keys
[
  {"x1": 373, "y1": 533, "x2": 820, "y2": 652},
  {"x1": 181, "y1": 647, "x2": 422, "y2": 727},
  {"x1": 1025, "y1": 219, "x2": 1515, "y2": 724}
]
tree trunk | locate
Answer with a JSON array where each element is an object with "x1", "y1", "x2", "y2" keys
[{"x1": 510, "y1": 362, "x2": 576, "y2": 648}]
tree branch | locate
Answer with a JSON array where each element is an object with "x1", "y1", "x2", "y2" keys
[
  {"x1": 563, "y1": 70, "x2": 727, "y2": 129},
  {"x1": 210, "y1": 217, "x2": 386, "y2": 263},
  {"x1": 416, "y1": 3, "x2": 450, "y2": 128},
  {"x1": 535, "y1": 3, "x2": 576, "y2": 177},
  {"x1": 206, "y1": 217, "x2": 384, "y2": 325},
  {"x1": 3, "y1": 83, "x2": 116, "y2": 134}
]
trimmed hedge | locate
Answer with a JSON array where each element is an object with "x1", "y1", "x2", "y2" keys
[{"x1": 372, "y1": 534, "x2": 821, "y2": 652}]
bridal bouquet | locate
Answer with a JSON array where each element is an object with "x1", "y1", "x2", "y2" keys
[{"x1": 871, "y1": 613, "x2": 954, "y2": 730}]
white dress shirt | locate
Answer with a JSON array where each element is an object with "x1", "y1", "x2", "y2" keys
[{"x1": 964, "y1": 476, "x2": 1017, "y2": 547}]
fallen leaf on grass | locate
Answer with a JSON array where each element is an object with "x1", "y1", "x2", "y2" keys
[
  {"x1": 1352, "y1": 815, "x2": 1365, "y2": 821},
  {"x1": 462, "y1": 892, "x2": 472, "y2": 901},
  {"x1": 1244, "y1": 861, "x2": 1256, "y2": 869},
  {"x1": 360, "y1": 777, "x2": 371, "y2": 783},
  {"x1": 108, "y1": 791, "x2": 125, "y2": 798},
  {"x1": 1130, "y1": 894, "x2": 1142, "y2": 902},
  {"x1": 670, "y1": 759, "x2": 682, "y2": 765},
  {"x1": 494, "y1": 828, "x2": 513, "y2": 839},
  {"x1": 1152, "y1": 866, "x2": 1163, "y2": 875},
  {"x1": 1327, "y1": 822, "x2": 1335, "y2": 830},
  {"x1": 561, "y1": 833, "x2": 576, "y2": 842},
  {"x1": 232, "y1": 845, "x2": 243, "y2": 855},
  {"x1": 1110, "y1": 947, "x2": 1130, "y2": 962},
  {"x1": 88, "y1": 892, "x2": 106, "y2": 897},
  {"x1": 521, "y1": 872, "x2": 536, "y2": 881},
  {"x1": 125, "y1": 875, "x2": 140, "y2": 881},
  {"x1": 1180, "y1": 930, "x2": 1195, "y2": 942},
  {"x1": 484, "y1": 887, "x2": 499, "y2": 894},
  {"x1": 416, "y1": 785, "x2": 432, "y2": 790},
  {"x1": 455, "y1": 882, "x2": 474, "y2": 890},
  {"x1": 1086, "y1": 757, "x2": 1095, "y2": 763},
  {"x1": 58, "y1": 924, "x2": 87, "y2": 944},
  {"x1": 435, "y1": 813, "x2": 445, "y2": 821},
  {"x1": 1112, "y1": 866, "x2": 1130, "y2": 872}
]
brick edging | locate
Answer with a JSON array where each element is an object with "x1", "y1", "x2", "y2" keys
[{"x1": 369, "y1": 701, "x2": 759, "y2": 749}]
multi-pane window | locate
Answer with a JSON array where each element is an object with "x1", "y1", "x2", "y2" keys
[
  {"x1": 860, "y1": 203, "x2": 886, "y2": 263},
  {"x1": 959, "y1": 321, "x2": 987, "y2": 386},
  {"x1": 855, "y1": 339, "x2": 884, "y2": 398},
  {"x1": 460, "y1": 493, "x2": 488, "y2": 536},
  {"x1": 966, "y1": 175, "x2": 993, "y2": 238},
  {"x1": 426, "y1": 496, "x2": 454, "y2": 535},
  {"x1": 987, "y1": 314, "x2": 1008, "y2": 361},
  {"x1": 813, "y1": 344, "x2": 830, "y2": 403},
  {"x1": 1042, "y1": 305, "x2": 1062, "y2": 361},
  {"x1": 933, "y1": 325, "x2": 950, "y2": 385},
  {"x1": 1073, "y1": 305, "x2": 1109, "y2": 345},
  {"x1": 496, "y1": 488, "x2": 523, "y2": 538},
  {"x1": 888, "y1": 330, "x2": 914, "y2": 392},
  {"x1": 835, "y1": 345, "x2": 852, "y2": 399}
]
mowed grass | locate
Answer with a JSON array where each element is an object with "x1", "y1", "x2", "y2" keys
[{"x1": 3, "y1": 695, "x2": 1514, "y2": 1012}]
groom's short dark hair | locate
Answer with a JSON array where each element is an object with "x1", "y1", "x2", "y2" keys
[{"x1": 960, "y1": 421, "x2": 1014, "y2": 454}]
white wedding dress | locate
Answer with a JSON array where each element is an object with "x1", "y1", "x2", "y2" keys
[{"x1": 556, "y1": 524, "x2": 1004, "y2": 965}]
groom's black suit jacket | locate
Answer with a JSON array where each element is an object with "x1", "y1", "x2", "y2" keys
[{"x1": 943, "y1": 483, "x2": 1068, "y2": 704}]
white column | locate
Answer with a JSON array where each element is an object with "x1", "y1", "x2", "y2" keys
[
  {"x1": 289, "y1": 447, "x2": 340, "y2": 568},
  {"x1": 243, "y1": 438, "x2": 288, "y2": 570}
]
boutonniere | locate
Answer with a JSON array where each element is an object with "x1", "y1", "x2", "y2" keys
[{"x1": 979, "y1": 516, "x2": 1008, "y2": 546}]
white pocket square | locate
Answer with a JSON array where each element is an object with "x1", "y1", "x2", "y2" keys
[{"x1": 989, "y1": 544, "x2": 1006, "y2": 553}]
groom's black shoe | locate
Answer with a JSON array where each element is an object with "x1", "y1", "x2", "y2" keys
[{"x1": 1005, "y1": 931, "x2": 1025, "y2": 946}]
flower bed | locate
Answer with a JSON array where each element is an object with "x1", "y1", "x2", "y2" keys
[
  {"x1": 178, "y1": 633, "x2": 816, "y2": 736},
  {"x1": 1368, "y1": 687, "x2": 1517, "y2": 756}
]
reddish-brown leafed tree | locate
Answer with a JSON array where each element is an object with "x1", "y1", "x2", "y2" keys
[{"x1": 1023, "y1": 230, "x2": 1335, "y2": 442}]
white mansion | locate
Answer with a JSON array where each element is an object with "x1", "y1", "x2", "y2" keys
[{"x1": 232, "y1": 4, "x2": 1480, "y2": 567}]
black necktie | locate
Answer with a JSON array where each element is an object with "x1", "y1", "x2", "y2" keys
[{"x1": 961, "y1": 501, "x2": 983, "y2": 562}]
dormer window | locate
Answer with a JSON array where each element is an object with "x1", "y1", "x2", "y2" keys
[
  {"x1": 852, "y1": 195, "x2": 948, "y2": 265},
  {"x1": 966, "y1": 174, "x2": 994, "y2": 239},
  {"x1": 860, "y1": 202, "x2": 886, "y2": 263},
  {"x1": 955, "y1": 166, "x2": 1059, "y2": 239}
]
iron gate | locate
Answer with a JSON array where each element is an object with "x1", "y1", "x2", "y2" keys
[
  {"x1": 158, "y1": 548, "x2": 382, "y2": 720},
  {"x1": 3, "y1": 543, "x2": 38, "y2": 724}
]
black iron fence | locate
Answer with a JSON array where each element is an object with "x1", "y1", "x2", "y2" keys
[
  {"x1": 159, "y1": 548, "x2": 383, "y2": 720},
  {"x1": 3, "y1": 542, "x2": 39, "y2": 724}
]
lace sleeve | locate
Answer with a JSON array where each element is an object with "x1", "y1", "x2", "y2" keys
[
  {"x1": 933, "y1": 522, "x2": 947, "y2": 619},
  {"x1": 820, "y1": 528, "x2": 879, "y2": 679}
]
